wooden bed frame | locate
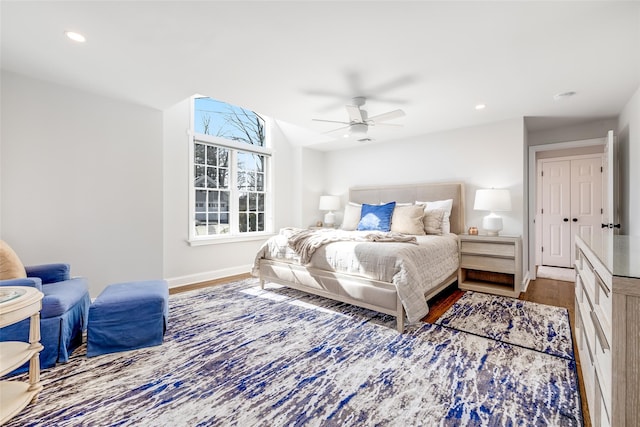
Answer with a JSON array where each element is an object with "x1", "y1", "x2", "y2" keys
[{"x1": 258, "y1": 182, "x2": 466, "y2": 332}]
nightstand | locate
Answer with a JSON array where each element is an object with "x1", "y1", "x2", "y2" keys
[{"x1": 458, "y1": 234, "x2": 522, "y2": 298}]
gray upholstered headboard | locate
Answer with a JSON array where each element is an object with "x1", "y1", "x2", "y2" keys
[{"x1": 348, "y1": 182, "x2": 466, "y2": 234}]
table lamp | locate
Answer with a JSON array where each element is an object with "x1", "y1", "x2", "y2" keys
[
  {"x1": 473, "y1": 189, "x2": 511, "y2": 236},
  {"x1": 319, "y1": 195, "x2": 340, "y2": 227}
]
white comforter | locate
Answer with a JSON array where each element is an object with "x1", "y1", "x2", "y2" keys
[{"x1": 252, "y1": 229, "x2": 459, "y2": 323}]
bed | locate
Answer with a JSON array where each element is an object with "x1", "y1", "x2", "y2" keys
[{"x1": 253, "y1": 182, "x2": 466, "y2": 332}]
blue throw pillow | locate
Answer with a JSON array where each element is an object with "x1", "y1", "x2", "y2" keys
[{"x1": 357, "y1": 202, "x2": 396, "y2": 231}]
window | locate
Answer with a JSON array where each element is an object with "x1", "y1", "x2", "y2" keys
[{"x1": 190, "y1": 97, "x2": 271, "y2": 241}]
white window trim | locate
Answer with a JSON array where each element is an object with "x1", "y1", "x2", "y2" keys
[
  {"x1": 186, "y1": 128, "x2": 274, "y2": 245},
  {"x1": 188, "y1": 231, "x2": 275, "y2": 246},
  {"x1": 192, "y1": 132, "x2": 271, "y2": 156}
]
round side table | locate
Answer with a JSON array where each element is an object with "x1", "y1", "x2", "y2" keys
[{"x1": 0, "y1": 286, "x2": 44, "y2": 424}]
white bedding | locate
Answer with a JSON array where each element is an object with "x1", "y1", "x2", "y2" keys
[{"x1": 252, "y1": 229, "x2": 459, "y2": 323}]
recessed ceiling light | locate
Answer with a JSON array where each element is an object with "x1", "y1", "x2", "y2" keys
[
  {"x1": 475, "y1": 104, "x2": 486, "y2": 110},
  {"x1": 65, "y1": 31, "x2": 86, "y2": 43},
  {"x1": 553, "y1": 91, "x2": 576, "y2": 101}
]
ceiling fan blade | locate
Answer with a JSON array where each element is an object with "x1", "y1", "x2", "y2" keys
[
  {"x1": 312, "y1": 119, "x2": 351, "y2": 125},
  {"x1": 322, "y1": 125, "x2": 351, "y2": 134},
  {"x1": 345, "y1": 105, "x2": 363, "y2": 123},
  {"x1": 367, "y1": 109, "x2": 406, "y2": 123},
  {"x1": 374, "y1": 122, "x2": 404, "y2": 127}
]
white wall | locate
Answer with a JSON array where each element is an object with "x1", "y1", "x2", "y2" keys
[
  {"x1": 526, "y1": 118, "x2": 619, "y2": 146},
  {"x1": 298, "y1": 147, "x2": 326, "y2": 228},
  {"x1": 324, "y1": 118, "x2": 525, "y2": 237},
  {"x1": 0, "y1": 72, "x2": 304, "y2": 294},
  {"x1": 161, "y1": 101, "x2": 299, "y2": 286},
  {"x1": 618, "y1": 84, "x2": 640, "y2": 236},
  {"x1": 0, "y1": 71, "x2": 164, "y2": 296}
]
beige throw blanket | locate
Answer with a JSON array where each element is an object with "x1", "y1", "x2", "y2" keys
[{"x1": 282, "y1": 227, "x2": 417, "y2": 264}]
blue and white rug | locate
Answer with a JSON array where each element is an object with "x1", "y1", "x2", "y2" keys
[
  {"x1": 7, "y1": 279, "x2": 582, "y2": 426},
  {"x1": 435, "y1": 291, "x2": 574, "y2": 360}
]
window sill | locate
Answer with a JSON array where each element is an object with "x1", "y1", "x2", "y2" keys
[{"x1": 187, "y1": 232, "x2": 275, "y2": 247}]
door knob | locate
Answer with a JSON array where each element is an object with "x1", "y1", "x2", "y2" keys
[
  {"x1": 563, "y1": 218, "x2": 569, "y2": 222},
  {"x1": 572, "y1": 218, "x2": 578, "y2": 222}
]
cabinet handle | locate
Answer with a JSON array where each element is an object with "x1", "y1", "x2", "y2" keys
[
  {"x1": 572, "y1": 218, "x2": 578, "y2": 222},
  {"x1": 580, "y1": 312, "x2": 594, "y2": 364},
  {"x1": 563, "y1": 218, "x2": 569, "y2": 222},
  {"x1": 584, "y1": 256, "x2": 594, "y2": 272},
  {"x1": 594, "y1": 271, "x2": 610, "y2": 297},
  {"x1": 586, "y1": 338, "x2": 594, "y2": 363},
  {"x1": 590, "y1": 311, "x2": 610, "y2": 351}
]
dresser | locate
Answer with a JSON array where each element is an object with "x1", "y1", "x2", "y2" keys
[
  {"x1": 0, "y1": 286, "x2": 44, "y2": 424},
  {"x1": 574, "y1": 235, "x2": 640, "y2": 427},
  {"x1": 458, "y1": 234, "x2": 522, "y2": 298}
]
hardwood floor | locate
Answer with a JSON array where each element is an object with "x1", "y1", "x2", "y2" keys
[
  {"x1": 173, "y1": 274, "x2": 589, "y2": 425},
  {"x1": 168, "y1": 273, "x2": 251, "y2": 295}
]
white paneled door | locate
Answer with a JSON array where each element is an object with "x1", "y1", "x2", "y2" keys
[
  {"x1": 541, "y1": 155, "x2": 602, "y2": 267},
  {"x1": 541, "y1": 160, "x2": 571, "y2": 267}
]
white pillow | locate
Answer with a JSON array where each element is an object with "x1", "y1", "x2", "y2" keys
[
  {"x1": 391, "y1": 204, "x2": 426, "y2": 235},
  {"x1": 422, "y1": 208, "x2": 446, "y2": 235},
  {"x1": 416, "y1": 199, "x2": 453, "y2": 234},
  {"x1": 341, "y1": 202, "x2": 362, "y2": 230}
]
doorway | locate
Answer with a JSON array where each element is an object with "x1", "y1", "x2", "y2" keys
[
  {"x1": 528, "y1": 138, "x2": 607, "y2": 280},
  {"x1": 537, "y1": 155, "x2": 603, "y2": 268}
]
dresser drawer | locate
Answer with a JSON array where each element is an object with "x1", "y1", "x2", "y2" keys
[
  {"x1": 593, "y1": 269, "x2": 612, "y2": 339},
  {"x1": 575, "y1": 270, "x2": 585, "y2": 305},
  {"x1": 576, "y1": 307, "x2": 595, "y2": 411},
  {"x1": 598, "y1": 389, "x2": 611, "y2": 427},
  {"x1": 460, "y1": 254, "x2": 515, "y2": 274},
  {"x1": 576, "y1": 246, "x2": 613, "y2": 339},
  {"x1": 577, "y1": 249, "x2": 597, "y2": 302},
  {"x1": 460, "y1": 241, "x2": 515, "y2": 257},
  {"x1": 591, "y1": 310, "x2": 612, "y2": 412}
]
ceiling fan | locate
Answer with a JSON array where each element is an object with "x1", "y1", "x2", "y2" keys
[{"x1": 312, "y1": 97, "x2": 405, "y2": 140}]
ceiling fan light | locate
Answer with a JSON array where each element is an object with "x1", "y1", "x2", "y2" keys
[{"x1": 350, "y1": 123, "x2": 368, "y2": 137}]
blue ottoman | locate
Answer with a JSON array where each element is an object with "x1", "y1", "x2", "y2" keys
[{"x1": 87, "y1": 280, "x2": 169, "y2": 357}]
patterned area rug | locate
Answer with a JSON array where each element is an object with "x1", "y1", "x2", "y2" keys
[
  {"x1": 6, "y1": 279, "x2": 582, "y2": 426},
  {"x1": 436, "y1": 291, "x2": 574, "y2": 360}
]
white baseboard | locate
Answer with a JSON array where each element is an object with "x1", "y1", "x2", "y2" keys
[
  {"x1": 166, "y1": 264, "x2": 252, "y2": 289},
  {"x1": 521, "y1": 271, "x2": 531, "y2": 293}
]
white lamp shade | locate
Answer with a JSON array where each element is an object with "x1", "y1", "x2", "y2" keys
[
  {"x1": 319, "y1": 195, "x2": 341, "y2": 211},
  {"x1": 473, "y1": 189, "x2": 512, "y2": 212},
  {"x1": 474, "y1": 189, "x2": 511, "y2": 236}
]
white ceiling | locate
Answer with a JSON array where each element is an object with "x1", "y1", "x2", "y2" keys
[{"x1": 2, "y1": 1, "x2": 639, "y2": 151}]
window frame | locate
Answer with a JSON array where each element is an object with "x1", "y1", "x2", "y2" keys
[{"x1": 187, "y1": 99, "x2": 273, "y2": 245}]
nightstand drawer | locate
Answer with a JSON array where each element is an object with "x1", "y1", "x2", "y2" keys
[
  {"x1": 460, "y1": 241, "x2": 515, "y2": 257},
  {"x1": 460, "y1": 254, "x2": 516, "y2": 274}
]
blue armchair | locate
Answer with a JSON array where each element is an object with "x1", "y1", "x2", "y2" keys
[{"x1": 0, "y1": 263, "x2": 90, "y2": 374}]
